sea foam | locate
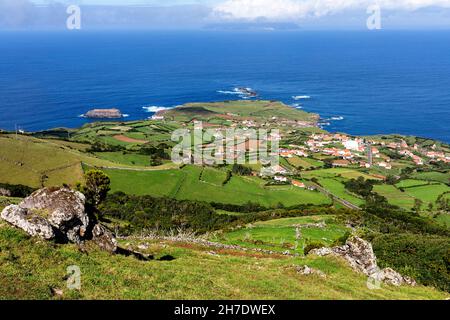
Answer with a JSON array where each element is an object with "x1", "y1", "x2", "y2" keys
[
  {"x1": 292, "y1": 95, "x2": 311, "y2": 100},
  {"x1": 142, "y1": 106, "x2": 169, "y2": 113}
]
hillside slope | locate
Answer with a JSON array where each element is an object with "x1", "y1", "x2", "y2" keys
[
  {"x1": 0, "y1": 134, "x2": 171, "y2": 188},
  {"x1": 0, "y1": 222, "x2": 447, "y2": 300}
]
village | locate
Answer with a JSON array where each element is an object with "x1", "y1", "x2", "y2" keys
[{"x1": 151, "y1": 105, "x2": 450, "y2": 192}]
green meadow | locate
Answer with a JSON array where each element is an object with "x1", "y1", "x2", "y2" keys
[
  {"x1": 287, "y1": 156, "x2": 324, "y2": 169},
  {"x1": 94, "y1": 152, "x2": 152, "y2": 167},
  {"x1": 412, "y1": 171, "x2": 450, "y2": 184},
  {"x1": 373, "y1": 184, "x2": 416, "y2": 210},
  {"x1": 302, "y1": 168, "x2": 381, "y2": 181},
  {"x1": 316, "y1": 178, "x2": 366, "y2": 206},
  {"x1": 103, "y1": 165, "x2": 331, "y2": 207},
  {"x1": 402, "y1": 183, "x2": 450, "y2": 205},
  {"x1": 219, "y1": 215, "x2": 349, "y2": 255}
]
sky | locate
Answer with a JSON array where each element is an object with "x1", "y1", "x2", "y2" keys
[{"x1": 2, "y1": 0, "x2": 450, "y2": 29}]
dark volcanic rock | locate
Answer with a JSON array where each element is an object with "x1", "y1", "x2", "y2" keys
[{"x1": 91, "y1": 223, "x2": 118, "y2": 253}]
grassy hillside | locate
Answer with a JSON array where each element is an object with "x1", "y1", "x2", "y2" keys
[
  {"x1": 0, "y1": 134, "x2": 174, "y2": 188},
  {"x1": 0, "y1": 223, "x2": 447, "y2": 300}
]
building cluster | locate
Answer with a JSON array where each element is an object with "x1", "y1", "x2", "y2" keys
[
  {"x1": 153, "y1": 113, "x2": 449, "y2": 179},
  {"x1": 305, "y1": 133, "x2": 387, "y2": 169},
  {"x1": 384, "y1": 140, "x2": 450, "y2": 165}
]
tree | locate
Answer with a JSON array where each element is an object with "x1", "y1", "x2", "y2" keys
[
  {"x1": 83, "y1": 170, "x2": 111, "y2": 207},
  {"x1": 413, "y1": 199, "x2": 423, "y2": 214},
  {"x1": 386, "y1": 175, "x2": 398, "y2": 185},
  {"x1": 344, "y1": 177, "x2": 374, "y2": 198}
]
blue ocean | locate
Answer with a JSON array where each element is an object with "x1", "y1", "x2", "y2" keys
[{"x1": 0, "y1": 31, "x2": 449, "y2": 142}]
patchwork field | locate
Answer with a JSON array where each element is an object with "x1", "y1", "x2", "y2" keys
[
  {"x1": 316, "y1": 178, "x2": 365, "y2": 206},
  {"x1": 396, "y1": 179, "x2": 432, "y2": 189},
  {"x1": 402, "y1": 184, "x2": 450, "y2": 205},
  {"x1": 287, "y1": 156, "x2": 324, "y2": 169},
  {"x1": 102, "y1": 165, "x2": 331, "y2": 207},
  {"x1": 302, "y1": 168, "x2": 382, "y2": 181},
  {"x1": 373, "y1": 184, "x2": 416, "y2": 210},
  {"x1": 71, "y1": 121, "x2": 179, "y2": 148},
  {"x1": 412, "y1": 171, "x2": 450, "y2": 184}
]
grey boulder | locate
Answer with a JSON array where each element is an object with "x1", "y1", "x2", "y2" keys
[
  {"x1": 1, "y1": 187, "x2": 117, "y2": 253},
  {"x1": 310, "y1": 236, "x2": 416, "y2": 286}
]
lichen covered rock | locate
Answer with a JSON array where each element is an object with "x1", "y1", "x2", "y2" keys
[
  {"x1": 1, "y1": 187, "x2": 117, "y2": 253},
  {"x1": 1, "y1": 205, "x2": 55, "y2": 240},
  {"x1": 309, "y1": 236, "x2": 416, "y2": 287}
]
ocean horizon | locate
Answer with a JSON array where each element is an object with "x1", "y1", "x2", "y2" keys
[{"x1": 1, "y1": 30, "x2": 449, "y2": 143}]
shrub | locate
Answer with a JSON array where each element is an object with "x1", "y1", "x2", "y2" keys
[
  {"x1": 304, "y1": 241, "x2": 325, "y2": 255},
  {"x1": 222, "y1": 171, "x2": 232, "y2": 186},
  {"x1": 332, "y1": 231, "x2": 351, "y2": 246},
  {"x1": 0, "y1": 183, "x2": 35, "y2": 198},
  {"x1": 372, "y1": 233, "x2": 450, "y2": 292}
]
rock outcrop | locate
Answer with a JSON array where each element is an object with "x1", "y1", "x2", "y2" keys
[
  {"x1": 85, "y1": 108, "x2": 122, "y2": 119},
  {"x1": 0, "y1": 188, "x2": 12, "y2": 197},
  {"x1": 1, "y1": 187, "x2": 117, "y2": 253},
  {"x1": 295, "y1": 265, "x2": 326, "y2": 278},
  {"x1": 91, "y1": 223, "x2": 118, "y2": 253},
  {"x1": 17, "y1": 187, "x2": 89, "y2": 243},
  {"x1": 1, "y1": 205, "x2": 55, "y2": 240},
  {"x1": 310, "y1": 237, "x2": 416, "y2": 287}
]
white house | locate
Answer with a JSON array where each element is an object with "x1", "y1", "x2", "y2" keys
[{"x1": 343, "y1": 140, "x2": 360, "y2": 151}]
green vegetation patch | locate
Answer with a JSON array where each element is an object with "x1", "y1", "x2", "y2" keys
[
  {"x1": 101, "y1": 165, "x2": 330, "y2": 207},
  {"x1": 287, "y1": 156, "x2": 324, "y2": 169},
  {"x1": 318, "y1": 178, "x2": 365, "y2": 206},
  {"x1": 94, "y1": 152, "x2": 151, "y2": 167},
  {"x1": 373, "y1": 184, "x2": 416, "y2": 210},
  {"x1": 302, "y1": 168, "x2": 381, "y2": 181},
  {"x1": 220, "y1": 215, "x2": 349, "y2": 255},
  {"x1": 403, "y1": 183, "x2": 450, "y2": 205},
  {"x1": 411, "y1": 171, "x2": 450, "y2": 184},
  {"x1": 0, "y1": 225, "x2": 446, "y2": 300}
]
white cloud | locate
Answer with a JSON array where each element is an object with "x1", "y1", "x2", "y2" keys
[{"x1": 213, "y1": 0, "x2": 450, "y2": 21}]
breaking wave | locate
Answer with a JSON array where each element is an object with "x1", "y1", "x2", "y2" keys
[
  {"x1": 142, "y1": 106, "x2": 170, "y2": 113},
  {"x1": 218, "y1": 87, "x2": 257, "y2": 98},
  {"x1": 292, "y1": 95, "x2": 311, "y2": 100},
  {"x1": 323, "y1": 116, "x2": 345, "y2": 121}
]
